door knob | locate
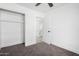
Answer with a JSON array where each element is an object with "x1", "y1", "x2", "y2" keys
[{"x1": 48, "y1": 31, "x2": 51, "y2": 32}]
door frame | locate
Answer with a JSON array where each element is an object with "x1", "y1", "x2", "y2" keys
[{"x1": 36, "y1": 17, "x2": 44, "y2": 43}]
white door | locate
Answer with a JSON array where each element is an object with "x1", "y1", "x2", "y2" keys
[
  {"x1": 36, "y1": 17, "x2": 43, "y2": 43},
  {"x1": 0, "y1": 10, "x2": 24, "y2": 48}
]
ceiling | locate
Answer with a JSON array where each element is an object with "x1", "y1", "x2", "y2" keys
[{"x1": 17, "y1": 3, "x2": 66, "y2": 13}]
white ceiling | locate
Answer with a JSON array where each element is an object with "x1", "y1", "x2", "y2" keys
[{"x1": 17, "y1": 3, "x2": 66, "y2": 13}]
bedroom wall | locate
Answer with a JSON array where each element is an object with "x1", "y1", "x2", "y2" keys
[
  {"x1": 43, "y1": 3, "x2": 79, "y2": 54},
  {"x1": 0, "y1": 3, "x2": 44, "y2": 48}
]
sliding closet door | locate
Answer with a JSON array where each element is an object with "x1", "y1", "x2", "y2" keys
[{"x1": 0, "y1": 10, "x2": 24, "y2": 48}]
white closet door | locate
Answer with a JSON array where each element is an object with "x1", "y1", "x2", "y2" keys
[{"x1": 0, "y1": 10, "x2": 24, "y2": 48}]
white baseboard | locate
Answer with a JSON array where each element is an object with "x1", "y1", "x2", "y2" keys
[{"x1": 51, "y1": 42, "x2": 79, "y2": 54}]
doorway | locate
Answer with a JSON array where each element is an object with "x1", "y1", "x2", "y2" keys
[
  {"x1": 36, "y1": 17, "x2": 43, "y2": 43},
  {"x1": 0, "y1": 9, "x2": 25, "y2": 48}
]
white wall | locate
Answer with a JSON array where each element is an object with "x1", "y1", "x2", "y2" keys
[
  {"x1": 43, "y1": 3, "x2": 79, "y2": 54},
  {"x1": 0, "y1": 3, "x2": 44, "y2": 48}
]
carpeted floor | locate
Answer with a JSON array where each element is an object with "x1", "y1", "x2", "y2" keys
[{"x1": 0, "y1": 42, "x2": 79, "y2": 56}]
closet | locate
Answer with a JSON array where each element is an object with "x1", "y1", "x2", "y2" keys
[{"x1": 0, "y1": 9, "x2": 25, "y2": 48}]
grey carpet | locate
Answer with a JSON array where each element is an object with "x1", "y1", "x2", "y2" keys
[{"x1": 0, "y1": 42, "x2": 79, "y2": 56}]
